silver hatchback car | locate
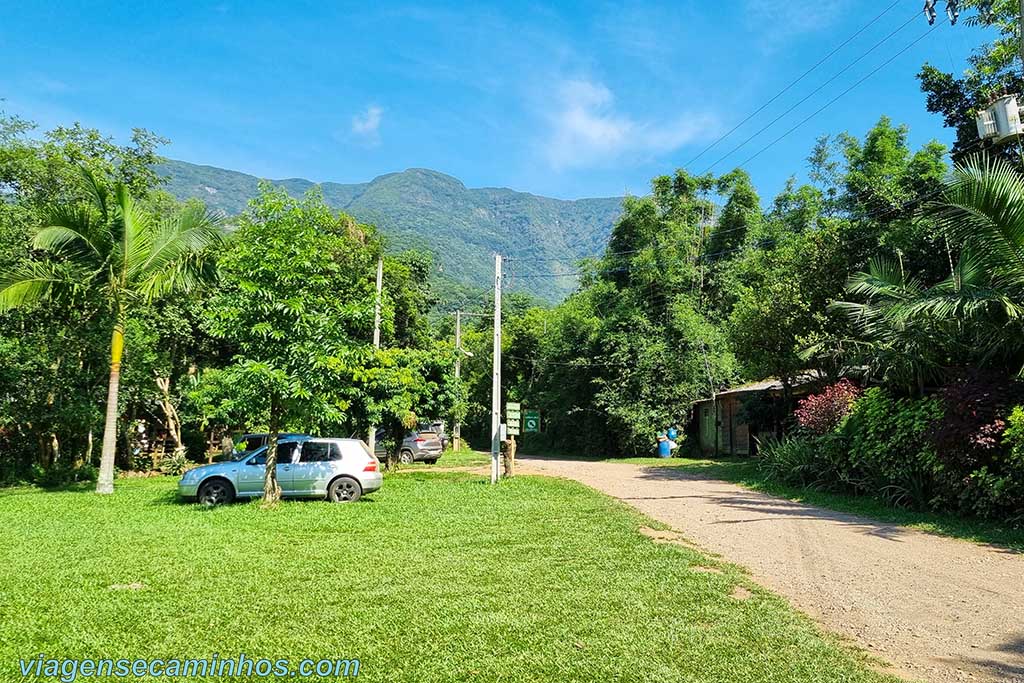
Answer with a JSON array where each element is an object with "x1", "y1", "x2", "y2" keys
[{"x1": 178, "y1": 438, "x2": 383, "y2": 505}]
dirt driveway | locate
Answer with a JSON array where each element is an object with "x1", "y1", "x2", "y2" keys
[{"x1": 518, "y1": 456, "x2": 1024, "y2": 683}]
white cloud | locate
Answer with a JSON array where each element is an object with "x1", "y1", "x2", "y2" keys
[
  {"x1": 542, "y1": 79, "x2": 716, "y2": 170},
  {"x1": 743, "y1": 0, "x2": 850, "y2": 49},
  {"x1": 351, "y1": 105, "x2": 383, "y2": 144}
]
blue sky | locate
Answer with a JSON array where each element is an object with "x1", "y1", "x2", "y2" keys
[{"x1": 0, "y1": 1, "x2": 985, "y2": 200}]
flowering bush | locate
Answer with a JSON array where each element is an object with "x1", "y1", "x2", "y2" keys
[{"x1": 793, "y1": 380, "x2": 861, "y2": 435}]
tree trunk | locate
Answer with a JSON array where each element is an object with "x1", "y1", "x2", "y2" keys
[
  {"x1": 155, "y1": 376, "x2": 184, "y2": 470},
  {"x1": 263, "y1": 398, "x2": 282, "y2": 505},
  {"x1": 96, "y1": 321, "x2": 125, "y2": 494}
]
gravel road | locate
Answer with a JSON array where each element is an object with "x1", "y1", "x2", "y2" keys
[{"x1": 518, "y1": 456, "x2": 1024, "y2": 683}]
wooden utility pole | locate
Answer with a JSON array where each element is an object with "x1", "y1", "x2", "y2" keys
[
  {"x1": 490, "y1": 254, "x2": 502, "y2": 485},
  {"x1": 367, "y1": 256, "x2": 384, "y2": 455},
  {"x1": 454, "y1": 310, "x2": 462, "y2": 452},
  {"x1": 503, "y1": 434, "x2": 516, "y2": 477}
]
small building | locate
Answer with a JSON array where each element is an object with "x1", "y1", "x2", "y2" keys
[{"x1": 692, "y1": 374, "x2": 823, "y2": 456}]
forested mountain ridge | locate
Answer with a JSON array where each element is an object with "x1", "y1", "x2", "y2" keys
[{"x1": 157, "y1": 159, "x2": 623, "y2": 301}]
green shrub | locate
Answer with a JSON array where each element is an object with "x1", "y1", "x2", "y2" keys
[
  {"x1": 160, "y1": 449, "x2": 191, "y2": 476},
  {"x1": 758, "y1": 433, "x2": 847, "y2": 490},
  {"x1": 968, "y1": 406, "x2": 1024, "y2": 523},
  {"x1": 841, "y1": 388, "x2": 942, "y2": 509},
  {"x1": 30, "y1": 461, "x2": 98, "y2": 489},
  {"x1": 926, "y1": 376, "x2": 1024, "y2": 520}
]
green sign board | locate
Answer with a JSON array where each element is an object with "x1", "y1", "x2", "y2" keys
[{"x1": 524, "y1": 410, "x2": 541, "y2": 433}]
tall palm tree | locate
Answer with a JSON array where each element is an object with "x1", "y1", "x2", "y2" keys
[{"x1": 0, "y1": 167, "x2": 225, "y2": 493}]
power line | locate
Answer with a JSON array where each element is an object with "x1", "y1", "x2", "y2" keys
[
  {"x1": 702, "y1": 8, "x2": 923, "y2": 174},
  {"x1": 737, "y1": 22, "x2": 943, "y2": 169},
  {"x1": 686, "y1": 0, "x2": 903, "y2": 169}
]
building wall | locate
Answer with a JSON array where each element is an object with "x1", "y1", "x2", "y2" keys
[{"x1": 697, "y1": 396, "x2": 750, "y2": 456}]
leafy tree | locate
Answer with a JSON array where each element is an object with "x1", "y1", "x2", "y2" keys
[
  {"x1": 918, "y1": 0, "x2": 1024, "y2": 163},
  {"x1": 203, "y1": 185, "x2": 380, "y2": 502},
  {"x1": 707, "y1": 169, "x2": 761, "y2": 258},
  {"x1": 0, "y1": 166, "x2": 224, "y2": 493}
]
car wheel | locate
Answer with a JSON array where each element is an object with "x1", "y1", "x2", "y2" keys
[
  {"x1": 197, "y1": 478, "x2": 234, "y2": 507},
  {"x1": 399, "y1": 449, "x2": 415, "y2": 465},
  {"x1": 425, "y1": 459, "x2": 438, "y2": 465},
  {"x1": 328, "y1": 477, "x2": 362, "y2": 503}
]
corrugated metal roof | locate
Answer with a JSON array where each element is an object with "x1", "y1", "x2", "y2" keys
[{"x1": 693, "y1": 371, "x2": 824, "y2": 404}]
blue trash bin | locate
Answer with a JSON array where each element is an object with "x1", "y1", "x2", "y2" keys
[{"x1": 657, "y1": 439, "x2": 671, "y2": 458}]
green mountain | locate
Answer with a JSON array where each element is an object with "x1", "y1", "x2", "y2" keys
[{"x1": 156, "y1": 159, "x2": 624, "y2": 302}]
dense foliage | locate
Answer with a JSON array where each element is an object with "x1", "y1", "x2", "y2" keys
[
  {"x1": 760, "y1": 383, "x2": 1024, "y2": 521},
  {"x1": 0, "y1": 118, "x2": 457, "y2": 489}
]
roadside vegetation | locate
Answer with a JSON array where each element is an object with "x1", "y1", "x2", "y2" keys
[{"x1": 0, "y1": 474, "x2": 899, "y2": 683}]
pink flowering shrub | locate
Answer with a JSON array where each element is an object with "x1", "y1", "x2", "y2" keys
[{"x1": 793, "y1": 380, "x2": 861, "y2": 435}]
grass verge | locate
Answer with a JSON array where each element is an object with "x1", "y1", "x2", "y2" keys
[{"x1": 0, "y1": 474, "x2": 899, "y2": 682}]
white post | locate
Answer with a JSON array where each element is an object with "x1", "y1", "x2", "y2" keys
[
  {"x1": 454, "y1": 310, "x2": 462, "y2": 452},
  {"x1": 368, "y1": 256, "x2": 384, "y2": 455},
  {"x1": 373, "y1": 256, "x2": 383, "y2": 348},
  {"x1": 490, "y1": 254, "x2": 502, "y2": 485}
]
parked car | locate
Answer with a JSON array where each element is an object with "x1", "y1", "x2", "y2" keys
[
  {"x1": 179, "y1": 438, "x2": 382, "y2": 506},
  {"x1": 373, "y1": 428, "x2": 443, "y2": 464},
  {"x1": 233, "y1": 432, "x2": 312, "y2": 455},
  {"x1": 423, "y1": 421, "x2": 449, "y2": 450}
]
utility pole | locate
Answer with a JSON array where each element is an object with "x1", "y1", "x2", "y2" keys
[
  {"x1": 490, "y1": 254, "x2": 502, "y2": 485},
  {"x1": 368, "y1": 256, "x2": 384, "y2": 455},
  {"x1": 453, "y1": 310, "x2": 462, "y2": 452}
]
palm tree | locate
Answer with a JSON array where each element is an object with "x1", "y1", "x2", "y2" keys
[
  {"x1": 927, "y1": 154, "x2": 1024, "y2": 314},
  {"x1": 0, "y1": 167, "x2": 225, "y2": 493},
  {"x1": 827, "y1": 154, "x2": 1024, "y2": 382}
]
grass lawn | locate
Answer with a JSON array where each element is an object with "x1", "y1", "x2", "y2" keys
[
  {"x1": 402, "y1": 447, "x2": 492, "y2": 469},
  {"x1": 597, "y1": 455, "x2": 1024, "y2": 552},
  {"x1": 0, "y1": 473, "x2": 898, "y2": 682}
]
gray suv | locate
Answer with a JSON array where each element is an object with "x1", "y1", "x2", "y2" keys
[{"x1": 374, "y1": 428, "x2": 443, "y2": 464}]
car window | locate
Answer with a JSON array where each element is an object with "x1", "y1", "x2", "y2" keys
[
  {"x1": 300, "y1": 441, "x2": 333, "y2": 462},
  {"x1": 247, "y1": 443, "x2": 299, "y2": 465},
  {"x1": 247, "y1": 447, "x2": 269, "y2": 465},
  {"x1": 277, "y1": 442, "x2": 300, "y2": 464}
]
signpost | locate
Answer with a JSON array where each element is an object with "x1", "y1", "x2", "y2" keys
[
  {"x1": 505, "y1": 401, "x2": 521, "y2": 436},
  {"x1": 525, "y1": 409, "x2": 540, "y2": 433}
]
